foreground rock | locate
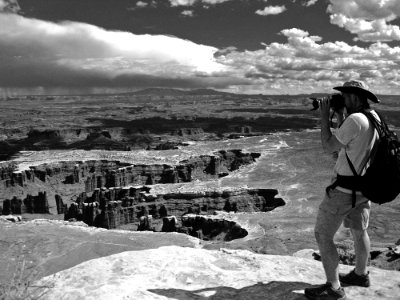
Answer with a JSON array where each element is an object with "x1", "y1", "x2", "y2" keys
[
  {"x1": 34, "y1": 245, "x2": 400, "y2": 300},
  {"x1": 0, "y1": 220, "x2": 199, "y2": 287}
]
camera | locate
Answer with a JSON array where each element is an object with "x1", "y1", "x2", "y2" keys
[{"x1": 309, "y1": 93, "x2": 345, "y2": 112}]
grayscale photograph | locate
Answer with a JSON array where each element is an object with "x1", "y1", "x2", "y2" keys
[{"x1": 0, "y1": 0, "x2": 400, "y2": 299}]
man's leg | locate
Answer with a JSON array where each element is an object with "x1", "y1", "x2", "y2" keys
[
  {"x1": 351, "y1": 228, "x2": 370, "y2": 275},
  {"x1": 305, "y1": 191, "x2": 349, "y2": 299},
  {"x1": 313, "y1": 190, "x2": 347, "y2": 289},
  {"x1": 315, "y1": 221, "x2": 342, "y2": 289}
]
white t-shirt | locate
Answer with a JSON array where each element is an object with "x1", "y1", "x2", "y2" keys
[{"x1": 334, "y1": 111, "x2": 380, "y2": 177}]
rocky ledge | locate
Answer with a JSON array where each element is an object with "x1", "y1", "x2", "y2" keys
[{"x1": 32, "y1": 245, "x2": 400, "y2": 300}]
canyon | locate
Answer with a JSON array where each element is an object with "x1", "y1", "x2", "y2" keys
[
  {"x1": 1, "y1": 89, "x2": 399, "y2": 299},
  {"x1": 0, "y1": 149, "x2": 287, "y2": 241}
]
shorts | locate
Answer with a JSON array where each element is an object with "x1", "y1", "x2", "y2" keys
[{"x1": 315, "y1": 189, "x2": 370, "y2": 236}]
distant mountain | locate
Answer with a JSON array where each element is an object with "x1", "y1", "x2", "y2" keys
[
  {"x1": 186, "y1": 89, "x2": 233, "y2": 96},
  {"x1": 131, "y1": 88, "x2": 187, "y2": 96},
  {"x1": 130, "y1": 87, "x2": 235, "y2": 97}
]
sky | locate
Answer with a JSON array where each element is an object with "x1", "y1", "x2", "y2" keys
[{"x1": 1, "y1": 0, "x2": 400, "y2": 96}]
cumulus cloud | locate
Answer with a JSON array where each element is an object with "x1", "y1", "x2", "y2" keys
[
  {"x1": 170, "y1": 0, "x2": 196, "y2": 6},
  {"x1": 328, "y1": 0, "x2": 400, "y2": 21},
  {"x1": 127, "y1": 1, "x2": 149, "y2": 11},
  {"x1": 328, "y1": 0, "x2": 400, "y2": 42},
  {"x1": 202, "y1": 0, "x2": 230, "y2": 4},
  {"x1": 215, "y1": 28, "x2": 400, "y2": 94},
  {"x1": 330, "y1": 13, "x2": 400, "y2": 42},
  {"x1": 0, "y1": 0, "x2": 20, "y2": 13},
  {"x1": 169, "y1": 0, "x2": 229, "y2": 7},
  {"x1": 136, "y1": 1, "x2": 148, "y2": 8},
  {"x1": 256, "y1": 6, "x2": 286, "y2": 16},
  {"x1": 2, "y1": 7, "x2": 400, "y2": 95},
  {"x1": 181, "y1": 10, "x2": 194, "y2": 17},
  {"x1": 280, "y1": 28, "x2": 312, "y2": 38},
  {"x1": 0, "y1": 13, "x2": 231, "y2": 89},
  {"x1": 0, "y1": 0, "x2": 6, "y2": 10},
  {"x1": 304, "y1": 0, "x2": 318, "y2": 7}
]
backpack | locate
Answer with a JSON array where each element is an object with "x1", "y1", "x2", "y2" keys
[{"x1": 345, "y1": 111, "x2": 400, "y2": 204}]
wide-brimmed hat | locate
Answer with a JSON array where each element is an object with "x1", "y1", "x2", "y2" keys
[{"x1": 333, "y1": 80, "x2": 380, "y2": 103}]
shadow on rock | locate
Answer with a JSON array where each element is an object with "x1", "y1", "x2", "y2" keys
[{"x1": 148, "y1": 281, "x2": 312, "y2": 299}]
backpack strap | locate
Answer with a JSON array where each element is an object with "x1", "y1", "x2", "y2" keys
[
  {"x1": 345, "y1": 151, "x2": 359, "y2": 208},
  {"x1": 361, "y1": 111, "x2": 383, "y2": 167},
  {"x1": 326, "y1": 110, "x2": 382, "y2": 207},
  {"x1": 362, "y1": 110, "x2": 386, "y2": 139},
  {"x1": 344, "y1": 110, "x2": 382, "y2": 207}
]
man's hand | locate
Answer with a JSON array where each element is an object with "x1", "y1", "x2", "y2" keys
[
  {"x1": 320, "y1": 96, "x2": 345, "y2": 154},
  {"x1": 320, "y1": 97, "x2": 331, "y2": 121}
]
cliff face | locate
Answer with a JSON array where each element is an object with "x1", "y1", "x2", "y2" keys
[
  {"x1": 64, "y1": 186, "x2": 285, "y2": 230},
  {"x1": 1, "y1": 150, "x2": 261, "y2": 217},
  {"x1": 0, "y1": 126, "x2": 209, "y2": 158},
  {"x1": 1, "y1": 192, "x2": 52, "y2": 215},
  {"x1": 0, "y1": 150, "x2": 259, "y2": 193}
]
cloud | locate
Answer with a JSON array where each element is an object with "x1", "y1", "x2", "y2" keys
[
  {"x1": 328, "y1": 0, "x2": 400, "y2": 21},
  {"x1": 327, "y1": 0, "x2": 400, "y2": 42},
  {"x1": 202, "y1": 0, "x2": 230, "y2": 4},
  {"x1": 280, "y1": 28, "x2": 312, "y2": 38},
  {"x1": 0, "y1": 13, "x2": 232, "y2": 89},
  {"x1": 2, "y1": 10, "x2": 400, "y2": 95},
  {"x1": 255, "y1": 6, "x2": 286, "y2": 16},
  {"x1": 136, "y1": 1, "x2": 148, "y2": 8},
  {"x1": 330, "y1": 13, "x2": 400, "y2": 42},
  {"x1": 304, "y1": 0, "x2": 318, "y2": 7},
  {"x1": 170, "y1": 0, "x2": 196, "y2": 7},
  {"x1": 0, "y1": 0, "x2": 20, "y2": 13},
  {"x1": 169, "y1": 0, "x2": 229, "y2": 7},
  {"x1": 181, "y1": 10, "x2": 194, "y2": 17},
  {"x1": 215, "y1": 28, "x2": 400, "y2": 94},
  {"x1": 127, "y1": 1, "x2": 149, "y2": 11}
]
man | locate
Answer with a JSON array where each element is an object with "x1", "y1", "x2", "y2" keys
[{"x1": 304, "y1": 80, "x2": 380, "y2": 300}]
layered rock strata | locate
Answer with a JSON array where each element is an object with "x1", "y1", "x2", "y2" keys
[
  {"x1": 64, "y1": 186, "x2": 285, "y2": 230},
  {"x1": 0, "y1": 150, "x2": 260, "y2": 192}
]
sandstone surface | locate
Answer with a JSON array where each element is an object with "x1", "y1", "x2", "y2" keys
[
  {"x1": 34, "y1": 245, "x2": 400, "y2": 300},
  {"x1": 0, "y1": 220, "x2": 200, "y2": 287}
]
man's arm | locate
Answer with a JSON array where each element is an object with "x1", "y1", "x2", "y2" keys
[{"x1": 320, "y1": 98, "x2": 345, "y2": 153}]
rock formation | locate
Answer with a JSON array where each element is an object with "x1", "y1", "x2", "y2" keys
[
  {"x1": 173, "y1": 128, "x2": 204, "y2": 136},
  {"x1": 0, "y1": 150, "x2": 259, "y2": 192},
  {"x1": 64, "y1": 186, "x2": 285, "y2": 231},
  {"x1": 0, "y1": 215, "x2": 22, "y2": 222},
  {"x1": 32, "y1": 245, "x2": 400, "y2": 300},
  {"x1": 161, "y1": 216, "x2": 178, "y2": 232},
  {"x1": 181, "y1": 214, "x2": 248, "y2": 241},
  {"x1": 1, "y1": 192, "x2": 52, "y2": 215}
]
